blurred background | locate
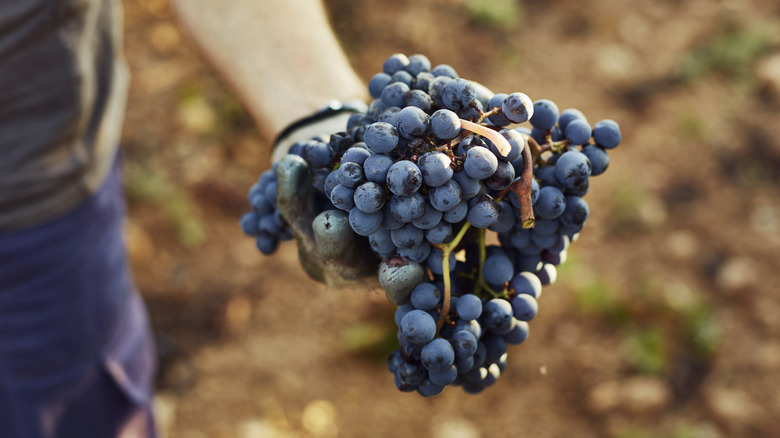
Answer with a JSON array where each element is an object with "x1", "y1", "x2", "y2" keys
[{"x1": 120, "y1": 0, "x2": 780, "y2": 436}]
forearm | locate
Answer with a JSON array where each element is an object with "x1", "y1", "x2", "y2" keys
[{"x1": 172, "y1": 0, "x2": 368, "y2": 142}]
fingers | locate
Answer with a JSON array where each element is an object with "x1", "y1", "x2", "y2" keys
[
  {"x1": 276, "y1": 154, "x2": 376, "y2": 286},
  {"x1": 312, "y1": 210, "x2": 376, "y2": 285},
  {"x1": 275, "y1": 154, "x2": 325, "y2": 282}
]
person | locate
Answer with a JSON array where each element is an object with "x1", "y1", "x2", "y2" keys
[{"x1": 0, "y1": 0, "x2": 367, "y2": 436}]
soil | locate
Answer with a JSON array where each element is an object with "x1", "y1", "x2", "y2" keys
[{"x1": 121, "y1": 0, "x2": 780, "y2": 437}]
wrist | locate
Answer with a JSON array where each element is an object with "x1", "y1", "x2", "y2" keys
[{"x1": 271, "y1": 99, "x2": 368, "y2": 162}]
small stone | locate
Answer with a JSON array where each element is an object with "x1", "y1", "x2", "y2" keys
[
  {"x1": 587, "y1": 380, "x2": 622, "y2": 413},
  {"x1": 621, "y1": 376, "x2": 672, "y2": 414},
  {"x1": 302, "y1": 400, "x2": 338, "y2": 437},
  {"x1": 715, "y1": 256, "x2": 758, "y2": 294},
  {"x1": 756, "y1": 52, "x2": 780, "y2": 101},
  {"x1": 587, "y1": 376, "x2": 671, "y2": 414},
  {"x1": 705, "y1": 386, "x2": 759, "y2": 425}
]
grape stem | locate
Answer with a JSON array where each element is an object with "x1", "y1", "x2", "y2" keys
[
  {"x1": 427, "y1": 121, "x2": 539, "y2": 332},
  {"x1": 430, "y1": 221, "x2": 471, "y2": 332},
  {"x1": 459, "y1": 119, "x2": 512, "y2": 157},
  {"x1": 495, "y1": 140, "x2": 536, "y2": 229},
  {"x1": 525, "y1": 135, "x2": 571, "y2": 163}
]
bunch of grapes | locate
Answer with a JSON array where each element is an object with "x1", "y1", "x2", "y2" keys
[{"x1": 241, "y1": 53, "x2": 622, "y2": 396}]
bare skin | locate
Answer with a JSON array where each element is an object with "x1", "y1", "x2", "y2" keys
[{"x1": 172, "y1": 0, "x2": 368, "y2": 142}]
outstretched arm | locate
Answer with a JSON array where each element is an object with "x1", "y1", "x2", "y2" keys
[{"x1": 172, "y1": 0, "x2": 368, "y2": 142}]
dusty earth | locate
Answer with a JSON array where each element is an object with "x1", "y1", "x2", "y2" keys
[{"x1": 121, "y1": 0, "x2": 780, "y2": 437}]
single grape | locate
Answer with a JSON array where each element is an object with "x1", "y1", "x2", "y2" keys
[
  {"x1": 425, "y1": 221, "x2": 452, "y2": 244},
  {"x1": 492, "y1": 129, "x2": 524, "y2": 162},
  {"x1": 341, "y1": 146, "x2": 371, "y2": 165},
  {"x1": 428, "y1": 365, "x2": 458, "y2": 386},
  {"x1": 582, "y1": 145, "x2": 609, "y2": 176},
  {"x1": 421, "y1": 338, "x2": 455, "y2": 372},
  {"x1": 442, "y1": 200, "x2": 468, "y2": 223},
  {"x1": 397, "y1": 360, "x2": 426, "y2": 386},
  {"x1": 240, "y1": 211, "x2": 259, "y2": 236},
  {"x1": 431, "y1": 64, "x2": 459, "y2": 78},
  {"x1": 398, "y1": 241, "x2": 432, "y2": 263},
  {"x1": 402, "y1": 89, "x2": 432, "y2": 112},
  {"x1": 417, "y1": 380, "x2": 445, "y2": 397},
  {"x1": 411, "y1": 201, "x2": 443, "y2": 230},
  {"x1": 329, "y1": 184, "x2": 356, "y2": 211},
  {"x1": 369, "y1": 228, "x2": 396, "y2": 255},
  {"x1": 303, "y1": 141, "x2": 333, "y2": 168},
  {"x1": 363, "y1": 153, "x2": 394, "y2": 183},
  {"x1": 488, "y1": 202, "x2": 515, "y2": 233},
  {"x1": 413, "y1": 72, "x2": 434, "y2": 92},
  {"x1": 485, "y1": 161, "x2": 515, "y2": 191},
  {"x1": 426, "y1": 247, "x2": 456, "y2": 275},
  {"x1": 504, "y1": 320, "x2": 529, "y2": 344},
  {"x1": 353, "y1": 181, "x2": 386, "y2": 214},
  {"x1": 401, "y1": 310, "x2": 437, "y2": 345},
  {"x1": 430, "y1": 109, "x2": 461, "y2": 140},
  {"x1": 530, "y1": 99, "x2": 559, "y2": 130},
  {"x1": 256, "y1": 234, "x2": 279, "y2": 255},
  {"x1": 554, "y1": 150, "x2": 591, "y2": 191},
  {"x1": 452, "y1": 171, "x2": 482, "y2": 200},
  {"x1": 389, "y1": 192, "x2": 426, "y2": 223},
  {"x1": 364, "y1": 122, "x2": 399, "y2": 154},
  {"x1": 396, "y1": 106, "x2": 430, "y2": 139},
  {"x1": 450, "y1": 330, "x2": 478, "y2": 359},
  {"x1": 391, "y1": 223, "x2": 425, "y2": 249},
  {"x1": 428, "y1": 76, "x2": 453, "y2": 107},
  {"x1": 410, "y1": 282, "x2": 442, "y2": 311},
  {"x1": 482, "y1": 299, "x2": 514, "y2": 334},
  {"x1": 502, "y1": 92, "x2": 534, "y2": 124},
  {"x1": 338, "y1": 161, "x2": 365, "y2": 188},
  {"x1": 509, "y1": 271, "x2": 542, "y2": 298},
  {"x1": 456, "y1": 294, "x2": 483, "y2": 321},
  {"x1": 534, "y1": 186, "x2": 566, "y2": 219},
  {"x1": 387, "y1": 348, "x2": 404, "y2": 374},
  {"x1": 511, "y1": 294, "x2": 539, "y2": 321},
  {"x1": 467, "y1": 194, "x2": 499, "y2": 229},
  {"x1": 592, "y1": 119, "x2": 621, "y2": 149},
  {"x1": 418, "y1": 151, "x2": 454, "y2": 188},
  {"x1": 369, "y1": 72, "x2": 392, "y2": 99},
  {"x1": 386, "y1": 160, "x2": 423, "y2": 196},
  {"x1": 559, "y1": 196, "x2": 589, "y2": 229},
  {"x1": 429, "y1": 179, "x2": 463, "y2": 212},
  {"x1": 406, "y1": 53, "x2": 432, "y2": 76},
  {"x1": 383, "y1": 53, "x2": 410, "y2": 75},
  {"x1": 391, "y1": 70, "x2": 414, "y2": 87},
  {"x1": 564, "y1": 119, "x2": 592, "y2": 145},
  {"x1": 378, "y1": 106, "x2": 401, "y2": 125},
  {"x1": 442, "y1": 78, "x2": 476, "y2": 111},
  {"x1": 348, "y1": 208, "x2": 383, "y2": 236},
  {"x1": 483, "y1": 250, "x2": 514, "y2": 285},
  {"x1": 464, "y1": 146, "x2": 498, "y2": 180}
]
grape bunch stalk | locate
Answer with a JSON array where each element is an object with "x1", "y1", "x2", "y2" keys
[{"x1": 240, "y1": 53, "x2": 622, "y2": 396}]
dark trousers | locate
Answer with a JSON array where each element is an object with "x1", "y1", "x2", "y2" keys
[{"x1": 0, "y1": 157, "x2": 157, "y2": 437}]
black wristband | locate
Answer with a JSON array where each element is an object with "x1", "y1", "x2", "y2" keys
[{"x1": 272, "y1": 99, "x2": 367, "y2": 154}]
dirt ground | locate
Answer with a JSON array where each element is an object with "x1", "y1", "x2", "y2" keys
[{"x1": 120, "y1": 0, "x2": 780, "y2": 437}]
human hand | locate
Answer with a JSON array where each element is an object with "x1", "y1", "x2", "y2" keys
[
  {"x1": 270, "y1": 101, "x2": 378, "y2": 287},
  {"x1": 274, "y1": 154, "x2": 377, "y2": 286}
]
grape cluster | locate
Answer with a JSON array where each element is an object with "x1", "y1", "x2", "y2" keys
[
  {"x1": 241, "y1": 53, "x2": 622, "y2": 396},
  {"x1": 240, "y1": 164, "x2": 293, "y2": 254}
]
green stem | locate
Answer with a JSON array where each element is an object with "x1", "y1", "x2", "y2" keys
[
  {"x1": 473, "y1": 228, "x2": 487, "y2": 297},
  {"x1": 431, "y1": 221, "x2": 472, "y2": 332}
]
